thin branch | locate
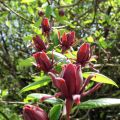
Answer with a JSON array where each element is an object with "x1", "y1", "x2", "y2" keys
[
  {"x1": 0, "y1": 1, "x2": 34, "y2": 24},
  {"x1": 46, "y1": 0, "x2": 51, "y2": 5},
  {"x1": 0, "y1": 100, "x2": 26, "y2": 105},
  {"x1": 94, "y1": 64, "x2": 120, "y2": 68},
  {"x1": 52, "y1": 25, "x2": 67, "y2": 29}
]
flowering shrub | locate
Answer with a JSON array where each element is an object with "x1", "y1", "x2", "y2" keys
[{"x1": 21, "y1": 5, "x2": 119, "y2": 120}]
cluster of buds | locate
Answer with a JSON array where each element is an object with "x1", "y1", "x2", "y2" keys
[{"x1": 23, "y1": 12, "x2": 102, "y2": 120}]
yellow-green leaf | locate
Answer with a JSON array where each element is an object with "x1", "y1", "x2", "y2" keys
[{"x1": 83, "y1": 72, "x2": 118, "y2": 87}]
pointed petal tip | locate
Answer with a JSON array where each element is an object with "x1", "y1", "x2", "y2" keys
[{"x1": 73, "y1": 95, "x2": 81, "y2": 105}]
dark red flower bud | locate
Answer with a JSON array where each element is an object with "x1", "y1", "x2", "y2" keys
[
  {"x1": 33, "y1": 35, "x2": 46, "y2": 51},
  {"x1": 49, "y1": 64, "x2": 83, "y2": 102},
  {"x1": 38, "y1": 10, "x2": 44, "y2": 17},
  {"x1": 59, "y1": 9, "x2": 65, "y2": 16},
  {"x1": 58, "y1": 31, "x2": 75, "y2": 53},
  {"x1": 33, "y1": 51, "x2": 53, "y2": 73},
  {"x1": 41, "y1": 17, "x2": 51, "y2": 36},
  {"x1": 23, "y1": 105, "x2": 49, "y2": 120},
  {"x1": 77, "y1": 43, "x2": 91, "y2": 66}
]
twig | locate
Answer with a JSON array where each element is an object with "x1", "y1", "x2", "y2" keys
[
  {"x1": 0, "y1": 1, "x2": 34, "y2": 24},
  {"x1": 47, "y1": 0, "x2": 51, "y2": 5},
  {"x1": 0, "y1": 100, "x2": 26, "y2": 105},
  {"x1": 52, "y1": 25, "x2": 67, "y2": 29},
  {"x1": 94, "y1": 64, "x2": 120, "y2": 68},
  {"x1": 79, "y1": 110, "x2": 90, "y2": 120}
]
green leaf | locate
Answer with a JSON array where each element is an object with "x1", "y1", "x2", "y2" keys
[
  {"x1": 87, "y1": 36, "x2": 94, "y2": 43},
  {"x1": 83, "y1": 72, "x2": 118, "y2": 87},
  {"x1": 99, "y1": 37, "x2": 108, "y2": 48},
  {"x1": 45, "y1": 5, "x2": 53, "y2": 18},
  {"x1": 21, "y1": 0, "x2": 35, "y2": 4},
  {"x1": 47, "y1": 51, "x2": 70, "y2": 64},
  {"x1": 18, "y1": 57, "x2": 34, "y2": 68},
  {"x1": 28, "y1": 6, "x2": 34, "y2": 15},
  {"x1": 50, "y1": 29, "x2": 59, "y2": 46},
  {"x1": 6, "y1": 20, "x2": 11, "y2": 28},
  {"x1": 30, "y1": 24, "x2": 42, "y2": 34},
  {"x1": 77, "y1": 98, "x2": 120, "y2": 109},
  {"x1": 23, "y1": 35, "x2": 33, "y2": 41},
  {"x1": 34, "y1": 20, "x2": 41, "y2": 28},
  {"x1": 49, "y1": 104, "x2": 62, "y2": 120},
  {"x1": 25, "y1": 93, "x2": 63, "y2": 104},
  {"x1": 1, "y1": 89, "x2": 8, "y2": 97},
  {"x1": 20, "y1": 76, "x2": 51, "y2": 93}
]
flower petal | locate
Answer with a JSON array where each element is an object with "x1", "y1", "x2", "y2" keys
[
  {"x1": 72, "y1": 94, "x2": 81, "y2": 104},
  {"x1": 63, "y1": 64, "x2": 76, "y2": 96},
  {"x1": 75, "y1": 65, "x2": 83, "y2": 93},
  {"x1": 49, "y1": 72, "x2": 69, "y2": 98}
]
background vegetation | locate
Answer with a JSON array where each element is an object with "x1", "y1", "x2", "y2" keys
[{"x1": 0, "y1": 0, "x2": 120, "y2": 119}]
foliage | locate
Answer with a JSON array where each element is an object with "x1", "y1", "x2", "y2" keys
[{"x1": 0, "y1": 0, "x2": 120, "y2": 120}]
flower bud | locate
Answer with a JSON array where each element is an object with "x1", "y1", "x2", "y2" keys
[
  {"x1": 33, "y1": 35, "x2": 46, "y2": 51},
  {"x1": 23, "y1": 105, "x2": 49, "y2": 120},
  {"x1": 77, "y1": 43, "x2": 91, "y2": 66},
  {"x1": 33, "y1": 51, "x2": 53, "y2": 73},
  {"x1": 58, "y1": 31, "x2": 75, "y2": 53},
  {"x1": 59, "y1": 9, "x2": 65, "y2": 16},
  {"x1": 38, "y1": 10, "x2": 44, "y2": 17},
  {"x1": 41, "y1": 17, "x2": 51, "y2": 36}
]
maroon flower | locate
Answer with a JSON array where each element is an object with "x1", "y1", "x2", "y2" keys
[
  {"x1": 33, "y1": 35, "x2": 46, "y2": 51},
  {"x1": 48, "y1": 64, "x2": 102, "y2": 120},
  {"x1": 33, "y1": 51, "x2": 53, "y2": 73},
  {"x1": 58, "y1": 31, "x2": 75, "y2": 53},
  {"x1": 23, "y1": 105, "x2": 49, "y2": 120},
  {"x1": 77, "y1": 43, "x2": 91, "y2": 66},
  {"x1": 41, "y1": 17, "x2": 51, "y2": 36},
  {"x1": 49, "y1": 64, "x2": 83, "y2": 103},
  {"x1": 49, "y1": 64, "x2": 83, "y2": 120}
]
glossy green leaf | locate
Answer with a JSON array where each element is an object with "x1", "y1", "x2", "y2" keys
[
  {"x1": 20, "y1": 76, "x2": 51, "y2": 93},
  {"x1": 47, "y1": 51, "x2": 70, "y2": 64},
  {"x1": 49, "y1": 104, "x2": 62, "y2": 120},
  {"x1": 18, "y1": 57, "x2": 34, "y2": 68},
  {"x1": 83, "y1": 72, "x2": 118, "y2": 87},
  {"x1": 77, "y1": 98, "x2": 120, "y2": 109},
  {"x1": 25, "y1": 93, "x2": 63, "y2": 104}
]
